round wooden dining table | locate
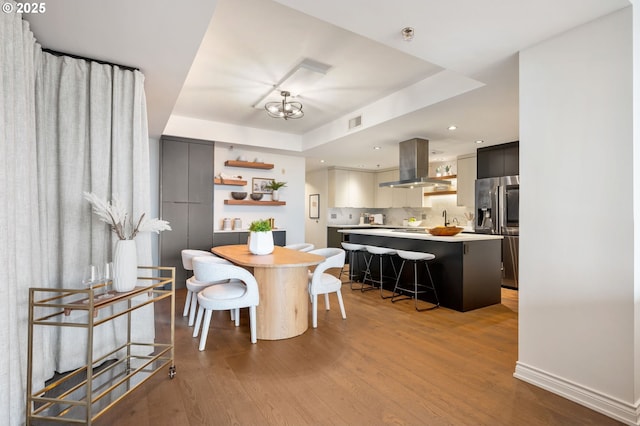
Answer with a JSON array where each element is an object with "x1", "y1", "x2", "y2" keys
[{"x1": 211, "y1": 245, "x2": 325, "y2": 340}]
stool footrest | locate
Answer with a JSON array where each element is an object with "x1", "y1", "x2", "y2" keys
[{"x1": 391, "y1": 258, "x2": 440, "y2": 312}]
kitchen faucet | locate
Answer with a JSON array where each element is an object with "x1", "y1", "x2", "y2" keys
[{"x1": 442, "y1": 209, "x2": 450, "y2": 226}]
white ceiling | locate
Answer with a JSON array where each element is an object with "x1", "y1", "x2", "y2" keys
[{"x1": 21, "y1": 0, "x2": 630, "y2": 172}]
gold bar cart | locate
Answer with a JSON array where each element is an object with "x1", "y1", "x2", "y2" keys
[{"x1": 26, "y1": 266, "x2": 175, "y2": 425}]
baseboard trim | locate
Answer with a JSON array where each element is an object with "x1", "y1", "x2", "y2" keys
[{"x1": 514, "y1": 362, "x2": 639, "y2": 425}]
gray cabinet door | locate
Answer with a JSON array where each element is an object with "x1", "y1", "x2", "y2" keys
[
  {"x1": 160, "y1": 137, "x2": 214, "y2": 288},
  {"x1": 188, "y1": 142, "x2": 213, "y2": 204},
  {"x1": 161, "y1": 140, "x2": 189, "y2": 203},
  {"x1": 161, "y1": 202, "x2": 189, "y2": 286}
]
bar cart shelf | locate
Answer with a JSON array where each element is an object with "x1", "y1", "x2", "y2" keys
[{"x1": 26, "y1": 266, "x2": 176, "y2": 425}]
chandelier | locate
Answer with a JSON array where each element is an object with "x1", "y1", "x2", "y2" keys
[{"x1": 264, "y1": 91, "x2": 304, "y2": 120}]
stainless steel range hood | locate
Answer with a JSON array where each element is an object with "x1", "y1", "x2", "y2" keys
[{"x1": 379, "y1": 138, "x2": 451, "y2": 188}]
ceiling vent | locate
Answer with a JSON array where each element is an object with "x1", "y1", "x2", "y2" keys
[{"x1": 348, "y1": 115, "x2": 362, "y2": 130}]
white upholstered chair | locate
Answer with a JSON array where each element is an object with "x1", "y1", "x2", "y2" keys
[
  {"x1": 308, "y1": 248, "x2": 346, "y2": 328},
  {"x1": 284, "y1": 243, "x2": 315, "y2": 252},
  {"x1": 181, "y1": 249, "x2": 218, "y2": 325},
  {"x1": 192, "y1": 259, "x2": 260, "y2": 350}
]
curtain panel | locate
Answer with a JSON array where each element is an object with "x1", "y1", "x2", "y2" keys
[
  {"x1": 1, "y1": 7, "x2": 44, "y2": 426},
  {"x1": 2, "y1": 5, "x2": 154, "y2": 423}
]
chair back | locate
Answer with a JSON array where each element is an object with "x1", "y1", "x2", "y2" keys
[
  {"x1": 181, "y1": 249, "x2": 215, "y2": 270},
  {"x1": 193, "y1": 259, "x2": 259, "y2": 305},
  {"x1": 309, "y1": 248, "x2": 346, "y2": 280},
  {"x1": 285, "y1": 243, "x2": 315, "y2": 252}
]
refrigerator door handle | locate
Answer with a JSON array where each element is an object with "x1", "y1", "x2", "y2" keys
[
  {"x1": 491, "y1": 186, "x2": 500, "y2": 234},
  {"x1": 497, "y1": 184, "x2": 505, "y2": 233}
]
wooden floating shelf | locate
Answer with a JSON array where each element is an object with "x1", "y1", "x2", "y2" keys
[
  {"x1": 224, "y1": 160, "x2": 274, "y2": 169},
  {"x1": 424, "y1": 190, "x2": 457, "y2": 197},
  {"x1": 214, "y1": 177, "x2": 247, "y2": 186},
  {"x1": 224, "y1": 200, "x2": 286, "y2": 206},
  {"x1": 430, "y1": 174, "x2": 457, "y2": 180}
]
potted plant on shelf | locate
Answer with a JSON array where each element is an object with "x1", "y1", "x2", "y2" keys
[
  {"x1": 248, "y1": 219, "x2": 274, "y2": 255},
  {"x1": 265, "y1": 180, "x2": 287, "y2": 201}
]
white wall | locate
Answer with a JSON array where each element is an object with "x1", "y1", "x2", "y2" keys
[
  {"x1": 213, "y1": 145, "x2": 306, "y2": 244},
  {"x1": 305, "y1": 169, "x2": 329, "y2": 248},
  {"x1": 516, "y1": 7, "x2": 637, "y2": 423},
  {"x1": 632, "y1": 0, "x2": 640, "y2": 407}
]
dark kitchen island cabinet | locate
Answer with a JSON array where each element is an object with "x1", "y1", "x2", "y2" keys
[{"x1": 341, "y1": 229, "x2": 503, "y2": 312}]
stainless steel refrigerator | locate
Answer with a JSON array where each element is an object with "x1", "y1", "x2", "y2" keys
[{"x1": 475, "y1": 175, "x2": 519, "y2": 288}]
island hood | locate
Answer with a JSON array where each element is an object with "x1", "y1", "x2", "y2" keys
[{"x1": 379, "y1": 138, "x2": 451, "y2": 188}]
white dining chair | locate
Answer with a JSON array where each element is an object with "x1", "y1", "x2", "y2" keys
[
  {"x1": 284, "y1": 243, "x2": 315, "y2": 252},
  {"x1": 308, "y1": 248, "x2": 346, "y2": 328},
  {"x1": 182, "y1": 249, "x2": 235, "y2": 327},
  {"x1": 192, "y1": 259, "x2": 260, "y2": 349},
  {"x1": 181, "y1": 249, "x2": 216, "y2": 322}
]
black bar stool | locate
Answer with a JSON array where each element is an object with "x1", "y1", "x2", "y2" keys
[
  {"x1": 340, "y1": 242, "x2": 367, "y2": 290},
  {"x1": 391, "y1": 249, "x2": 440, "y2": 311},
  {"x1": 362, "y1": 246, "x2": 398, "y2": 299}
]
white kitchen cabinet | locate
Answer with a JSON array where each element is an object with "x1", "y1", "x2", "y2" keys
[
  {"x1": 375, "y1": 170, "x2": 395, "y2": 208},
  {"x1": 456, "y1": 154, "x2": 476, "y2": 207},
  {"x1": 375, "y1": 168, "x2": 424, "y2": 208},
  {"x1": 328, "y1": 168, "x2": 374, "y2": 208},
  {"x1": 404, "y1": 186, "x2": 425, "y2": 207},
  {"x1": 351, "y1": 170, "x2": 375, "y2": 207}
]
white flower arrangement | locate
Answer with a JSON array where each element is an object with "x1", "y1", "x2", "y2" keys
[{"x1": 84, "y1": 192, "x2": 171, "y2": 240}]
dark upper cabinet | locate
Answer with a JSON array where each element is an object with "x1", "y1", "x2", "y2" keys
[
  {"x1": 477, "y1": 141, "x2": 519, "y2": 179},
  {"x1": 503, "y1": 143, "x2": 519, "y2": 176}
]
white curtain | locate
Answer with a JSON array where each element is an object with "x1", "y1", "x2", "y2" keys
[
  {"x1": 0, "y1": 6, "x2": 45, "y2": 426},
  {"x1": 36, "y1": 53, "x2": 154, "y2": 373},
  {"x1": 1, "y1": 5, "x2": 154, "y2": 423}
]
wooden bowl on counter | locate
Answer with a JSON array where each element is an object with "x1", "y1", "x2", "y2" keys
[{"x1": 428, "y1": 226, "x2": 464, "y2": 236}]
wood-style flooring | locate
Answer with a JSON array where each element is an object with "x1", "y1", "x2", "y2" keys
[{"x1": 96, "y1": 278, "x2": 621, "y2": 425}]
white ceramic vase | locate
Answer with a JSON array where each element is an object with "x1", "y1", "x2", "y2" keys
[
  {"x1": 271, "y1": 190, "x2": 279, "y2": 201},
  {"x1": 113, "y1": 239, "x2": 138, "y2": 292},
  {"x1": 248, "y1": 231, "x2": 274, "y2": 255}
]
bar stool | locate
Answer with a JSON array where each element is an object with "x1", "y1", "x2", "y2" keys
[
  {"x1": 340, "y1": 242, "x2": 367, "y2": 290},
  {"x1": 362, "y1": 246, "x2": 398, "y2": 299},
  {"x1": 391, "y1": 250, "x2": 440, "y2": 311}
]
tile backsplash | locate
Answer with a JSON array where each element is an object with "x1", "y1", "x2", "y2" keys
[{"x1": 327, "y1": 195, "x2": 473, "y2": 228}]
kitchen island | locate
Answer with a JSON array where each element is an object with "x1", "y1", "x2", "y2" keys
[{"x1": 339, "y1": 228, "x2": 503, "y2": 312}]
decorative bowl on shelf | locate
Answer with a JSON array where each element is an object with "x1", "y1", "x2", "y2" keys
[
  {"x1": 250, "y1": 193, "x2": 263, "y2": 201},
  {"x1": 428, "y1": 226, "x2": 464, "y2": 236},
  {"x1": 231, "y1": 192, "x2": 247, "y2": 200},
  {"x1": 407, "y1": 220, "x2": 422, "y2": 227}
]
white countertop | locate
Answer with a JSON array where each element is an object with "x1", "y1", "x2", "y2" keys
[
  {"x1": 214, "y1": 228, "x2": 285, "y2": 233},
  {"x1": 339, "y1": 228, "x2": 501, "y2": 242},
  {"x1": 327, "y1": 224, "x2": 391, "y2": 228}
]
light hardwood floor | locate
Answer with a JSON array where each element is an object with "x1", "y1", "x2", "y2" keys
[{"x1": 96, "y1": 279, "x2": 621, "y2": 425}]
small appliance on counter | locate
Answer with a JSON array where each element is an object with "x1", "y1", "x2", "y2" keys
[{"x1": 371, "y1": 214, "x2": 384, "y2": 225}]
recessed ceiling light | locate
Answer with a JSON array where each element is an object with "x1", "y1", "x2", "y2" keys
[
  {"x1": 373, "y1": 146, "x2": 381, "y2": 150},
  {"x1": 401, "y1": 27, "x2": 414, "y2": 42},
  {"x1": 320, "y1": 159, "x2": 325, "y2": 163},
  {"x1": 448, "y1": 125, "x2": 457, "y2": 131},
  {"x1": 475, "y1": 140, "x2": 484, "y2": 144}
]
